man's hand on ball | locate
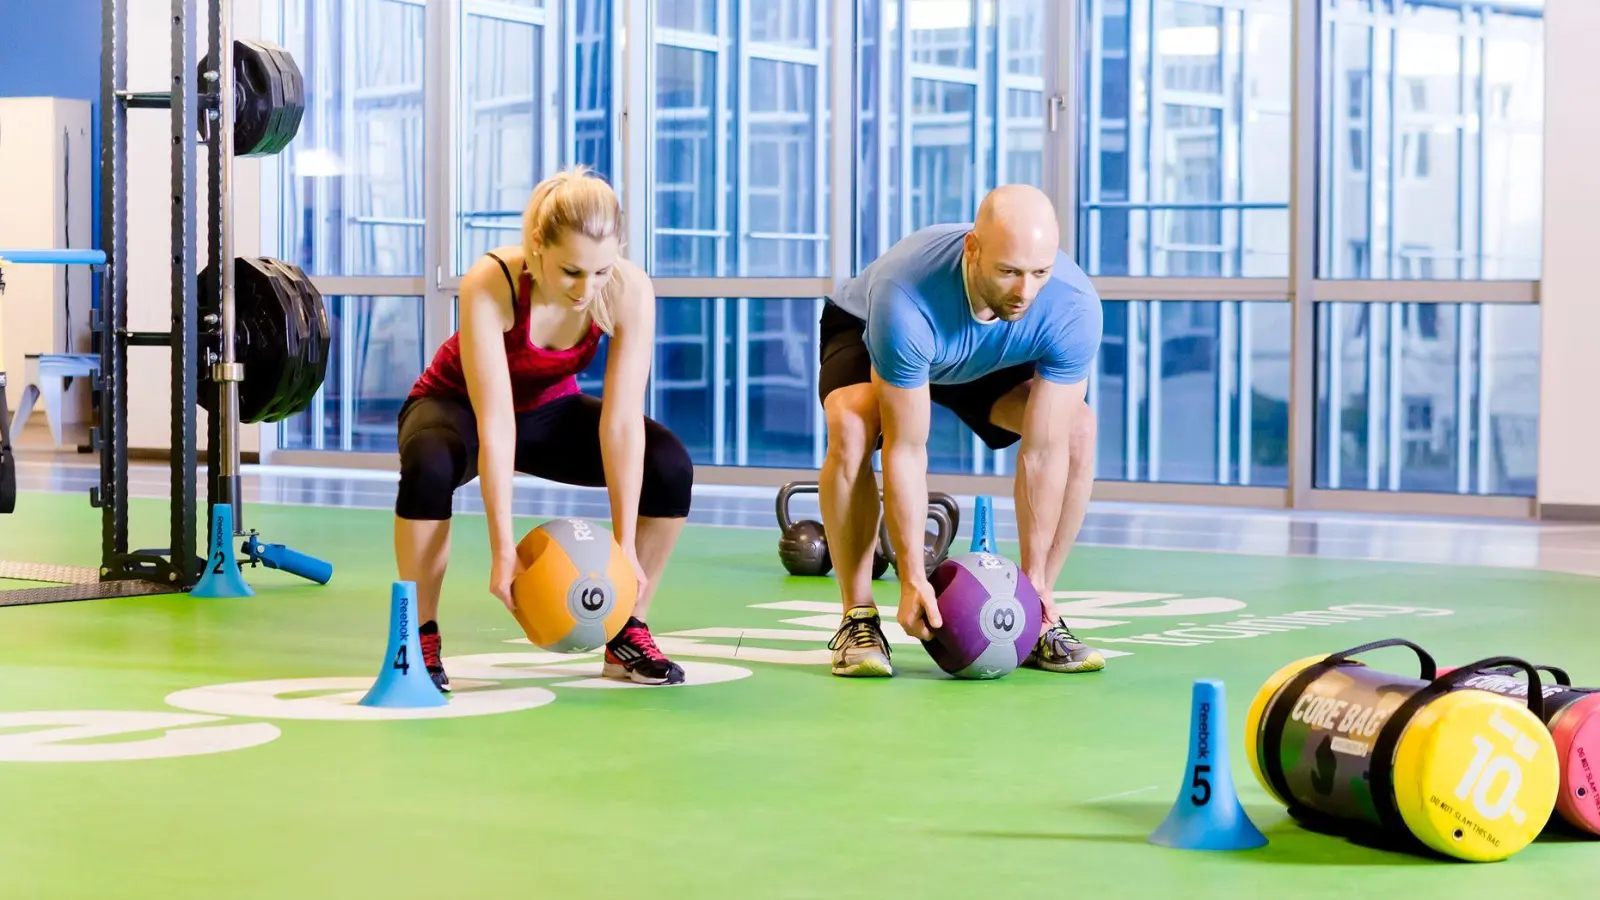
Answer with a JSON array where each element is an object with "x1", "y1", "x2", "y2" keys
[
  {"x1": 897, "y1": 577, "x2": 941, "y2": 641},
  {"x1": 1026, "y1": 569, "x2": 1058, "y2": 622}
]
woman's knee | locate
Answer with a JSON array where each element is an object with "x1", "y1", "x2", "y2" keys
[
  {"x1": 639, "y1": 422, "x2": 694, "y2": 518},
  {"x1": 396, "y1": 429, "x2": 468, "y2": 520}
]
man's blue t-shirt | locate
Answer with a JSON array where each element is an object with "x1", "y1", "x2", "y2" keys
[{"x1": 831, "y1": 224, "x2": 1102, "y2": 389}]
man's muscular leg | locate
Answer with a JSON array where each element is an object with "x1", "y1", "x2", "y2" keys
[
  {"x1": 820, "y1": 384, "x2": 896, "y2": 677},
  {"x1": 820, "y1": 384, "x2": 884, "y2": 613},
  {"x1": 990, "y1": 380, "x2": 1097, "y2": 614},
  {"x1": 990, "y1": 379, "x2": 1104, "y2": 673}
]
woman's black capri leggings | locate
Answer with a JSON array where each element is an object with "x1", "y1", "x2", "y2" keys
[{"x1": 395, "y1": 393, "x2": 694, "y2": 521}]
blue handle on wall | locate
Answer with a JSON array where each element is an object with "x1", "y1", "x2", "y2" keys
[{"x1": 0, "y1": 249, "x2": 106, "y2": 266}]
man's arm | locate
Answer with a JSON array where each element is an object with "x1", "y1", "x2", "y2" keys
[
  {"x1": 873, "y1": 369, "x2": 933, "y2": 590},
  {"x1": 863, "y1": 282, "x2": 942, "y2": 638},
  {"x1": 1013, "y1": 376, "x2": 1088, "y2": 602}
]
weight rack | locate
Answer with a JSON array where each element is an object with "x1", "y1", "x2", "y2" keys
[{"x1": 0, "y1": 0, "x2": 247, "y2": 605}]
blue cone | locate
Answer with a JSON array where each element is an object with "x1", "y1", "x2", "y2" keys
[
  {"x1": 358, "y1": 581, "x2": 448, "y2": 708},
  {"x1": 1149, "y1": 679, "x2": 1268, "y2": 851},
  {"x1": 191, "y1": 503, "x2": 254, "y2": 598},
  {"x1": 970, "y1": 495, "x2": 996, "y2": 553}
]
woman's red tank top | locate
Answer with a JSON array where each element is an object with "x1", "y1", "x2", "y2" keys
[{"x1": 408, "y1": 254, "x2": 603, "y2": 414}]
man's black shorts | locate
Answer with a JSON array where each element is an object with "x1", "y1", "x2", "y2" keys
[{"x1": 816, "y1": 300, "x2": 1034, "y2": 450}]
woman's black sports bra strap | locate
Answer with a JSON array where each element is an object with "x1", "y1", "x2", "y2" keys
[{"x1": 484, "y1": 251, "x2": 518, "y2": 298}]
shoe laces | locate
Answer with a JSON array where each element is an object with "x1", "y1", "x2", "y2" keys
[
  {"x1": 419, "y1": 631, "x2": 443, "y2": 668},
  {"x1": 828, "y1": 614, "x2": 891, "y2": 658},
  {"x1": 622, "y1": 623, "x2": 669, "y2": 663},
  {"x1": 1041, "y1": 618, "x2": 1082, "y2": 656}
]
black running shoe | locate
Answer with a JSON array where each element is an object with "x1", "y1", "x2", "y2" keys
[
  {"x1": 604, "y1": 617, "x2": 686, "y2": 685},
  {"x1": 419, "y1": 620, "x2": 450, "y2": 693}
]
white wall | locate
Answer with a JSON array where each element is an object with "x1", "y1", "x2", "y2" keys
[
  {"x1": 0, "y1": 97, "x2": 94, "y2": 420},
  {"x1": 1537, "y1": 0, "x2": 1600, "y2": 510},
  {"x1": 125, "y1": 0, "x2": 264, "y2": 454}
]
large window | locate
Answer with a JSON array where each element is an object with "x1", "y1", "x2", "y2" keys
[
  {"x1": 1080, "y1": 0, "x2": 1292, "y2": 277},
  {"x1": 1318, "y1": 0, "x2": 1544, "y2": 280},
  {"x1": 277, "y1": 297, "x2": 427, "y2": 452},
  {"x1": 857, "y1": 0, "x2": 1047, "y2": 268},
  {"x1": 649, "y1": 1, "x2": 831, "y2": 277},
  {"x1": 266, "y1": 0, "x2": 1547, "y2": 509},
  {"x1": 276, "y1": 0, "x2": 427, "y2": 277},
  {"x1": 1315, "y1": 302, "x2": 1538, "y2": 495},
  {"x1": 454, "y1": 1, "x2": 616, "y2": 274},
  {"x1": 1086, "y1": 300, "x2": 1291, "y2": 486}
]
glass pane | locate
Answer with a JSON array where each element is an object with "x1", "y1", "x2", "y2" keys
[
  {"x1": 572, "y1": 0, "x2": 617, "y2": 176},
  {"x1": 1057, "y1": 300, "x2": 1290, "y2": 486},
  {"x1": 453, "y1": 1, "x2": 617, "y2": 275},
  {"x1": 750, "y1": 0, "x2": 818, "y2": 48},
  {"x1": 575, "y1": 298, "x2": 826, "y2": 469},
  {"x1": 857, "y1": 0, "x2": 1046, "y2": 271},
  {"x1": 1318, "y1": 0, "x2": 1545, "y2": 279},
  {"x1": 1314, "y1": 302, "x2": 1539, "y2": 496},
  {"x1": 278, "y1": 296, "x2": 427, "y2": 453},
  {"x1": 659, "y1": 0, "x2": 718, "y2": 33},
  {"x1": 456, "y1": 11, "x2": 543, "y2": 272},
  {"x1": 650, "y1": 2, "x2": 830, "y2": 277},
  {"x1": 276, "y1": 0, "x2": 426, "y2": 277},
  {"x1": 1079, "y1": 0, "x2": 1292, "y2": 277},
  {"x1": 909, "y1": 0, "x2": 976, "y2": 67}
]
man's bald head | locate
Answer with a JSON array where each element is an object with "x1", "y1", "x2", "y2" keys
[{"x1": 963, "y1": 184, "x2": 1062, "y2": 322}]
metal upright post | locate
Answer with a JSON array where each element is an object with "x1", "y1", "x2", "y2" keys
[
  {"x1": 99, "y1": 0, "x2": 131, "y2": 572},
  {"x1": 171, "y1": 0, "x2": 201, "y2": 584},
  {"x1": 208, "y1": 0, "x2": 243, "y2": 534}
]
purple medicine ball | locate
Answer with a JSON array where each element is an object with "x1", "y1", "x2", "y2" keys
[{"x1": 921, "y1": 552, "x2": 1044, "y2": 679}]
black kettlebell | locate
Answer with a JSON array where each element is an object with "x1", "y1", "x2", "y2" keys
[
  {"x1": 875, "y1": 503, "x2": 957, "y2": 580},
  {"x1": 776, "y1": 481, "x2": 831, "y2": 576},
  {"x1": 927, "y1": 492, "x2": 960, "y2": 566}
]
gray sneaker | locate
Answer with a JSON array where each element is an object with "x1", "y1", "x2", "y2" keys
[
  {"x1": 1025, "y1": 619, "x2": 1106, "y2": 673},
  {"x1": 828, "y1": 607, "x2": 894, "y2": 677}
]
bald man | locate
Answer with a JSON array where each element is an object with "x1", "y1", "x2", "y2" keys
[{"x1": 817, "y1": 185, "x2": 1105, "y2": 678}]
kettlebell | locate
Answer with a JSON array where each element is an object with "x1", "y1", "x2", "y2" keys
[
  {"x1": 875, "y1": 503, "x2": 956, "y2": 580},
  {"x1": 776, "y1": 481, "x2": 831, "y2": 576},
  {"x1": 927, "y1": 492, "x2": 961, "y2": 556},
  {"x1": 870, "y1": 491, "x2": 961, "y2": 579}
]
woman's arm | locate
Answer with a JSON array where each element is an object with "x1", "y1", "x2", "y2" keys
[
  {"x1": 598, "y1": 260, "x2": 656, "y2": 559},
  {"x1": 456, "y1": 256, "x2": 519, "y2": 604}
]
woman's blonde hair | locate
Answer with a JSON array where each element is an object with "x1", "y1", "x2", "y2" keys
[{"x1": 522, "y1": 165, "x2": 627, "y2": 334}]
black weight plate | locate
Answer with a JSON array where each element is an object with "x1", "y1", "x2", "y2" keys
[
  {"x1": 245, "y1": 39, "x2": 295, "y2": 157},
  {"x1": 196, "y1": 262, "x2": 221, "y2": 416},
  {"x1": 273, "y1": 259, "x2": 319, "y2": 418},
  {"x1": 235, "y1": 258, "x2": 296, "y2": 424},
  {"x1": 196, "y1": 41, "x2": 273, "y2": 155},
  {"x1": 250, "y1": 39, "x2": 292, "y2": 156},
  {"x1": 235, "y1": 39, "x2": 286, "y2": 157},
  {"x1": 260, "y1": 42, "x2": 306, "y2": 154},
  {"x1": 257, "y1": 258, "x2": 315, "y2": 420},
  {"x1": 254, "y1": 259, "x2": 311, "y2": 422},
  {"x1": 277, "y1": 260, "x2": 330, "y2": 405}
]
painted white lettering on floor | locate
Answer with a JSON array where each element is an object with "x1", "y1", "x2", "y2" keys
[
  {"x1": 163, "y1": 677, "x2": 559, "y2": 721},
  {"x1": 0, "y1": 711, "x2": 282, "y2": 762}
]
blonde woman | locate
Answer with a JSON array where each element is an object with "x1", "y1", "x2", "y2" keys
[{"x1": 394, "y1": 167, "x2": 691, "y2": 690}]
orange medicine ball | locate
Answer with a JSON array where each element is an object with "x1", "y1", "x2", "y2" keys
[{"x1": 510, "y1": 518, "x2": 636, "y2": 653}]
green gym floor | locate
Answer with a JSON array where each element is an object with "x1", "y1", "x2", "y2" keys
[{"x1": 1, "y1": 484, "x2": 1598, "y2": 898}]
